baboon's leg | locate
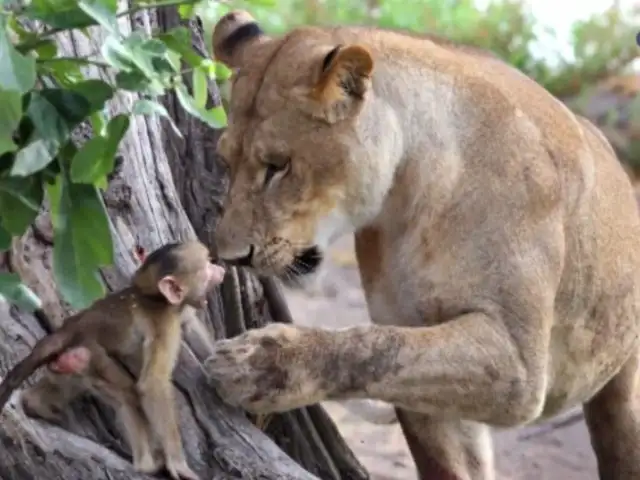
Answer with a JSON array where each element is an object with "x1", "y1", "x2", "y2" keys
[
  {"x1": 21, "y1": 371, "x2": 83, "y2": 422},
  {"x1": 89, "y1": 348, "x2": 161, "y2": 474},
  {"x1": 583, "y1": 348, "x2": 640, "y2": 480},
  {"x1": 395, "y1": 408, "x2": 495, "y2": 480}
]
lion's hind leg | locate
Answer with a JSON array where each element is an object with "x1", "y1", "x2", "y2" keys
[
  {"x1": 395, "y1": 408, "x2": 495, "y2": 480},
  {"x1": 583, "y1": 348, "x2": 640, "y2": 480}
]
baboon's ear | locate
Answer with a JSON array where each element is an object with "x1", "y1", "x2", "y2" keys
[
  {"x1": 308, "y1": 44, "x2": 374, "y2": 122},
  {"x1": 212, "y1": 10, "x2": 269, "y2": 68},
  {"x1": 157, "y1": 276, "x2": 185, "y2": 305}
]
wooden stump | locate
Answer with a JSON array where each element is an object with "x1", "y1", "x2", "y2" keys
[{"x1": 0, "y1": 6, "x2": 368, "y2": 480}]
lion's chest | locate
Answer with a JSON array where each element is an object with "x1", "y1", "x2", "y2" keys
[
  {"x1": 355, "y1": 231, "x2": 448, "y2": 328},
  {"x1": 365, "y1": 281, "x2": 425, "y2": 327},
  {"x1": 361, "y1": 273, "x2": 468, "y2": 331}
]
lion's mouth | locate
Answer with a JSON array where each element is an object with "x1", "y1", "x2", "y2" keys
[
  {"x1": 286, "y1": 246, "x2": 323, "y2": 277},
  {"x1": 224, "y1": 245, "x2": 254, "y2": 267},
  {"x1": 224, "y1": 244, "x2": 323, "y2": 280}
]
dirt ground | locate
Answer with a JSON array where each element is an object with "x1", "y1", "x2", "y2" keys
[{"x1": 282, "y1": 235, "x2": 599, "y2": 480}]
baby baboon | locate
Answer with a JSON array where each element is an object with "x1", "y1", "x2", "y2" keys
[{"x1": 0, "y1": 240, "x2": 225, "y2": 480}]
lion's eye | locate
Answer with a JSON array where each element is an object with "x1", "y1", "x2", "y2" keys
[{"x1": 263, "y1": 160, "x2": 290, "y2": 187}]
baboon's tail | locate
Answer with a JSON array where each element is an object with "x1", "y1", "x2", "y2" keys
[{"x1": 0, "y1": 320, "x2": 78, "y2": 411}]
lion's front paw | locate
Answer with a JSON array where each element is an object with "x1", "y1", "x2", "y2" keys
[{"x1": 204, "y1": 323, "x2": 324, "y2": 413}]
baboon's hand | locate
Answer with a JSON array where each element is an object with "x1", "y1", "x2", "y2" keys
[{"x1": 204, "y1": 323, "x2": 329, "y2": 413}]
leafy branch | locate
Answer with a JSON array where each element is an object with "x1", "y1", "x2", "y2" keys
[{"x1": 0, "y1": 0, "x2": 261, "y2": 311}]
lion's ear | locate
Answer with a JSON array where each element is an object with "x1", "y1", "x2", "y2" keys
[
  {"x1": 309, "y1": 44, "x2": 374, "y2": 122},
  {"x1": 212, "y1": 10, "x2": 269, "y2": 68}
]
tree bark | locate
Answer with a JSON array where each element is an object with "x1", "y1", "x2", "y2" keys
[{"x1": 0, "y1": 6, "x2": 368, "y2": 480}]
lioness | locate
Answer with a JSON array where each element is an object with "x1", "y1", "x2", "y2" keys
[{"x1": 205, "y1": 11, "x2": 640, "y2": 479}]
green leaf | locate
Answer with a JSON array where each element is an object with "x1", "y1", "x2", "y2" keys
[
  {"x1": 104, "y1": 114, "x2": 130, "y2": 159},
  {"x1": 176, "y1": 85, "x2": 227, "y2": 129},
  {"x1": 70, "y1": 136, "x2": 108, "y2": 184},
  {"x1": 67, "y1": 79, "x2": 114, "y2": 112},
  {"x1": 7, "y1": 16, "x2": 37, "y2": 43},
  {"x1": 12, "y1": 136, "x2": 57, "y2": 176},
  {"x1": 0, "y1": 136, "x2": 17, "y2": 156},
  {"x1": 0, "y1": 273, "x2": 42, "y2": 312},
  {"x1": 165, "y1": 50, "x2": 181, "y2": 72},
  {"x1": 34, "y1": 40, "x2": 58, "y2": 59},
  {"x1": 0, "y1": 222, "x2": 10, "y2": 251},
  {"x1": 37, "y1": 58, "x2": 85, "y2": 87},
  {"x1": 150, "y1": 56, "x2": 177, "y2": 76},
  {"x1": 28, "y1": 90, "x2": 71, "y2": 141},
  {"x1": 207, "y1": 107, "x2": 226, "y2": 128},
  {"x1": 0, "y1": 90, "x2": 22, "y2": 156},
  {"x1": 46, "y1": 171, "x2": 62, "y2": 229},
  {"x1": 101, "y1": 36, "x2": 137, "y2": 72},
  {"x1": 10, "y1": 89, "x2": 91, "y2": 176},
  {"x1": 67, "y1": 114, "x2": 128, "y2": 186},
  {"x1": 0, "y1": 90, "x2": 23, "y2": 130},
  {"x1": 95, "y1": 175, "x2": 108, "y2": 191},
  {"x1": 193, "y1": 67, "x2": 208, "y2": 109},
  {"x1": 198, "y1": 59, "x2": 215, "y2": 78},
  {"x1": 0, "y1": 175, "x2": 43, "y2": 211},
  {"x1": 66, "y1": 182, "x2": 113, "y2": 273},
  {"x1": 0, "y1": 18, "x2": 36, "y2": 94},
  {"x1": 177, "y1": 3, "x2": 194, "y2": 19},
  {"x1": 0, "y1": 175, "x2": 43, "y2": 235},
  {"x1": 214, "y1": 61, "x2": 233, "y2": 82},
  {"x1": 49, "y1": 175, "x2": 112, "y2": 309},
  {"x1": 158, "y1": 27, "x2": 205, "y2": 68},
  {"x1": 23, "y1": 6, "x2": 93, "y2": 31},
  {"x1": 90, "y1": 110, "x2": 107, "y2": 136},
  {"x1": 77, "y1": 0, "x2": 119, "y2": 34},
  {"x1": 124, "y1": 31, "x2": 145, "y2": 50},
  {"x1": 38, "y1": 88, "x2": 93, "y2": 126},
  {"x1": 206, "y1": 106, "x2": 227, "y2": 128},
  {"x1": 23, "y1": 0, "x2": 116, "y2": 30},
  {"x1": 115, "y1": 70, "x2": 150, "y2": 92},
  {"x1": 140, "y1": 39, "x2": 167, "y2": 57},
  {"x1": 68, "y1": 114, "x2": 128, "y2": 186},
  {"x1": 101, "y1": 35, "x2": 165, "y2": 95},
  {"x1": 132, "y1": 99, "x2": 182, "y2": 138}
]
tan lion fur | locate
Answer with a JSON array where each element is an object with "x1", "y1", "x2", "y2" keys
[{"x1": 205, "y1": 11, "x2": 640, "y2": 480}]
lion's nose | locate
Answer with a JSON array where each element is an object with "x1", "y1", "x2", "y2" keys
[{"x1": 223, "y1": 245, "x2": 254, "y2": 267}]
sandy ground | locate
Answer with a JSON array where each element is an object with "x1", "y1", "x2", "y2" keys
[{"x1": 282, "y1": 235, "x2": 599, "y2": 480}]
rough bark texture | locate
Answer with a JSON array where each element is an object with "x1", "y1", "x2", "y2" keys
[
  {"x1": 156, "y1": 8, "x2": 368, "y2": 479},
  {"x1": 0, "y1": 5, "x2": 368, "y2": 480}
]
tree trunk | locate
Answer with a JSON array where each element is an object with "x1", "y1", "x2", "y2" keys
[{"x1": 0, "y1": 6, "x2": 368, "y2": 480}]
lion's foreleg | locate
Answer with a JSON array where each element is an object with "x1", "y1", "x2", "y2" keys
[
  {"x1": 206, "y1": 314, "x2": 546, "y2": 426},
  {"x1": 583, "y1": 348, "x2": 640, "y2": 480},
  {"x1": 332, "y1": 317, "x2": 545, "y2": 427},
  {"x1": 395, "y1": 409, "x2": 495, "y2": 480}
]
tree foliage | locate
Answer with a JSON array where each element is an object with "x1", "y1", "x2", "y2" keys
[{"x1": 0, "y1": 0, "x2": 268, "y2": 311}]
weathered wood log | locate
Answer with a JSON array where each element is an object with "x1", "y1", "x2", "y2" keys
[
  {"x1": 155, "y1": 7, "x2": 369, "y2": 479},
  {"x1": 0, "y1": 5, "x2": 368, "y2": 480}
]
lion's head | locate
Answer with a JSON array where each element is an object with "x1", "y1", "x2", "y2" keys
[{"x1": 212, "y1": 11, "x2": 397, "y2": 284}]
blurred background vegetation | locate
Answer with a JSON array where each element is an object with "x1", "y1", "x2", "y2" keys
[{"x1": 222, "y1": 0, "x2": 640, "y2": 178}]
